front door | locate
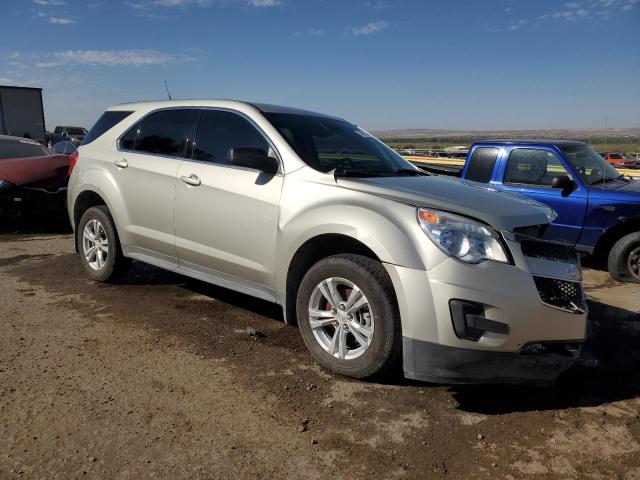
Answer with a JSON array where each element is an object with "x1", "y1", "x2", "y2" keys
[
  {"x1": 497, "y1": 147, "x2": 587, "y2": 244},
  {"x1": 174, "y1": 109, "x2": 283, "y2": 300}
]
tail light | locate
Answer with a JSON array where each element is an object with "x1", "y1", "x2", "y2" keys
[{"x1": 68, "y1": 150, "x2": 79, "y2": 176}]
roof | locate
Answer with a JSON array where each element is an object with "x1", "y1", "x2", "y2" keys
[
  {"x1": 108, "y1": 99, "x2": 342, "y2": 120},
  {"x1": 474, "y1": 139, "x2": 586, "y2": 147},
  {"x1": 0, "y1": 85, "x2": 43, "y2": 91}
]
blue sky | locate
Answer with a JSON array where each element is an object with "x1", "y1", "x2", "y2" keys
[{"x1": 1, "y1": 0, "x2": 638, "y2": 131}]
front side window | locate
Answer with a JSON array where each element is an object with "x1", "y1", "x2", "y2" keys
[
  {"x1": 504, "y1": 149, "x2": 570, "y2": 187},
  {"x1": 132, "y1": 109, "x2": 196, "y2": 157},
  {"x1": 465, "y1": 147, "x2": 499, "y2": 183},
  {"x1": 560, "y1": 145, "x2": 621, "y2": 185},
  {"x1": 264, "y1": 113, "x2": 414, "y2": 174},
  {"x1": 191, "y1": 110, "x2": 269, "y2": 164}
]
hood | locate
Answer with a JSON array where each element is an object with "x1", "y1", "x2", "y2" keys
[
  {"x1": 589, "y1": 177, "x2": 640, "y2": 194},
  {"x1": 337, "y1": 175, "x2": 555, "y2": 232},
  {"x1": 0, "y1": 154, "x2": 70, "y2": 191}
]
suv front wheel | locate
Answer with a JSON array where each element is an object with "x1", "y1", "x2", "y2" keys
[
  {"x1": 77, "y1": 205, "x2": 130, "y2": 282},
  {"x1": 296, "y1": 254, "x2": 402, "y2": 379}
]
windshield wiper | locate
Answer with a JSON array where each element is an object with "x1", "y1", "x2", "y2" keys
[
  {"x1": 333, "y1": 169, "x2": 393, "y2": 178},
  {"x1": 393, "y1": 168, "x2": 429, "y2": 176}
]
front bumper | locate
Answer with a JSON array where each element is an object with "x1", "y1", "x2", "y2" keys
[
  {"x1": 0, "y1": 185, "x2": 67, "y2": 217},
  {"x1": 385, "y1": 238, "x2": 588, "y2": 384}
]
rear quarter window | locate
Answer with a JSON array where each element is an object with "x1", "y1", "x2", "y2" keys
[
  {"x1": 465, "y1": 147, "x2": 499, "y2": 183},
  {"x1": 82, "y1": 111, "x2": 133, "y2": 146}
]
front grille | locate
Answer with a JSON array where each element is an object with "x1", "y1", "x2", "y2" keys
[
  {"x1": 521, "y1": 239, "x2": 578, "y2": 263},
  {"x1": 533, "y1": 276, "x2": 584, "y2": 313}
]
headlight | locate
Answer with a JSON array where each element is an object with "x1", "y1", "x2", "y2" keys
[
  {"x1": 0, "y1": 180, "x2": 12, "y2": 190},
  {"x1": 417, "y1": 208, "x2": 509, "y2": 264}
]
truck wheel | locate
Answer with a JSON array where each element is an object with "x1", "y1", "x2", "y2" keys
[
  {"x1": 77, "y1": 206, "x2": 130, "y2": 282},
  {"x1": 296, "y1": 254, "x2": 402, "y2": 379},
  {"x1": 608, "y1": 232, "x2": 640, "y2": 283}
]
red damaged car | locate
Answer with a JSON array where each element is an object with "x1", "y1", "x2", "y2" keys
[{"x1": 0, "y1": 135, "x2": 71, "y2": 218}]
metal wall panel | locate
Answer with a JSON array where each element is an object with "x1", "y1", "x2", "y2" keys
[{"x1": 0, "y1": 87, "x2": 45, "y2": 142}]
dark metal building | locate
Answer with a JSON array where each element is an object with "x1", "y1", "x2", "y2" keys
[{"x1": 0, "y1": 86, "x2": 46, "y2": 142}]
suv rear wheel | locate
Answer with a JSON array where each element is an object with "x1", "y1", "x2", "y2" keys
[
  {"x1": 608, "y1": 232, "x2": 640, "y2": 283},
  {"x1": 296, "y1": 254, "x2": 401, "y2": 379},
  {"x1": 77, "y1": 205, "x2": 130, "y2": 282}
]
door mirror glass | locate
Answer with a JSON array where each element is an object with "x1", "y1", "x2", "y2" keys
[
  {"x1": 228, "y1": 148, "x2": 279, "y2": 174},
  {"x1": 551, "y1": 175, "x2": 577, "y2": 196}
]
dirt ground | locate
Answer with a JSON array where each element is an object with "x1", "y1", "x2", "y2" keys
[{"x1": 1, "y1": 216, "x2": 639, "y2": 480}]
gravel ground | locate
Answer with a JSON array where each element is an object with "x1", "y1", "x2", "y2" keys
[{"x1": 1, "y1": 215, "x2": 639, "y2": 480}]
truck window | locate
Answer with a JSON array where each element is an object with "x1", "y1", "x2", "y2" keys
[
  {"x1": 465, "y1": 147, "x2": 499, "y2": 183},
  {"x1": 504, "y1": 149, "x2": 570, "y2": 187}
]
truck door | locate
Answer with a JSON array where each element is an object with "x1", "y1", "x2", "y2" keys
[{"x1": 496, "y1": 147, "x2": 587, "y2": 244}]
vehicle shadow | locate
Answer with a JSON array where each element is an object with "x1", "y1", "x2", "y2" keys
[
  {"x1": 0, "y1": 212, "x2": 72, "y2": 235},
  {"x1": 452, "y1": 300, "x2": 640, "y2": 414}
]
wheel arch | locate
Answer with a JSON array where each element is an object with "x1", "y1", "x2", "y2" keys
[
  {"x1": 283, "y1": 233, "x2": 392, "y2": 326},
  {"x1": 72, "y1": 190, "x2": 110, "y2": 252},
  {"x1": 592, "y1": 217, "x2": 640, "y2": 268}
]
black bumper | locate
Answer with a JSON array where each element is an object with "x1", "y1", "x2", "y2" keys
[
  {"x1": 0, "y1": 186, "x2": 67, "y2": 217},
  {"x1": 403, "y1": 337, "x2": 582, "y2": 385}
]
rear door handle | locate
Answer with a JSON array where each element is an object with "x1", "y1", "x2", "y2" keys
[
  {"x1": 114, "y1": 158, "x2": 128, "y2": 168},
  {"x1": 180, "y1": 174, "x2": 201, "y2": 187}
]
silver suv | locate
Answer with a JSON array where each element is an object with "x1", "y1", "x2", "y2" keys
[{"x1": 68, "y1": 100, "x2": 587, "y2": 384}]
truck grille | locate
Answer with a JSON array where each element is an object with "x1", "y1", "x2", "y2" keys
[
  {"x1": 520, "y1": 239, "x2": 578, "y2": 263},
  {"x1": 533, "y1": 276, "x2": 585, "y2": 313}
]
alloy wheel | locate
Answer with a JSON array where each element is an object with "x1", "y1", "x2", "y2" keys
[
  {"x1": 82, "y1": 219, "x2": 109, "y2": 271},
  {"x1": 307, "y1": 277, "x2": 374, "y2": 360}
]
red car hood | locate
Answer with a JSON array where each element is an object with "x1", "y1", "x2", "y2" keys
[{"x1": 0, "y1": 154, "x2": 70, "y2": 191}]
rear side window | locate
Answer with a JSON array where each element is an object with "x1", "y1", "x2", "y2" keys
[
  {"x1": 82, "y1": 111, "x2": 133, "y2": 145},
  {"x1": 133, "y1": 109, "x2": 196, "y2": 157},
  {"x1": 191, "y1": 110, "x2": 269, "y2": 164},
  {"x1": 465, "y1": 147, "x2": 499, "y2": 183}
]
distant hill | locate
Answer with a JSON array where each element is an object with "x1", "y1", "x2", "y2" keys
[{"x1": 374, "y1": 128, "x2": 640, "y2": 141}]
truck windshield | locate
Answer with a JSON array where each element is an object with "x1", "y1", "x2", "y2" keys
[
  {"x1": 560, "y1": 145, "x2": 622, "y2": 185},
  {"x1": 264, "y1": 112, "x2": 417, "y2": 175}
]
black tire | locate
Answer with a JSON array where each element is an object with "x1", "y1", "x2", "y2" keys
[
  {"x1": 296, "y1": 254, "x2": 402, "y2": 380},
  {"x1": 608, "y1": 232, "x2": 640, "y2": 283},
  {"x1": 77, "y1": 205, "x2": 130, "y2": 282}
]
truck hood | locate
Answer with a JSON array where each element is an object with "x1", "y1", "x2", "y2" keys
[{"x1": 338, "y1": 175, "x2": 556, "y2": 232}]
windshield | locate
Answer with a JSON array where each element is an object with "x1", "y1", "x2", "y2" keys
[
  {"x1": 264, "y1": 113, "x2": 416, "y2": 175},
  {"x1": 67, "y1": 128, "x2": 86, "y2": 136},
  {"x1": 560, "y1": 145, "x2": 621, "y2": 185},
  {"x1": 0, "y1": 140, "x2": 49, "y2": 160}
]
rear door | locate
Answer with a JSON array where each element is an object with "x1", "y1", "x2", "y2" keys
[
  {"x1": 110, "y1": 108, "x2": 197, "y2": 266},
  {"x1": 496, "y1": 147, "x2": 587, "y2": 243},
  {"x1": 174, "y1": 109, "x2": 283, "y2": 299}
]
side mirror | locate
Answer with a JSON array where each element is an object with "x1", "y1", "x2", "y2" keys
[
  {"x1": 551, "y1": 175, "x2": 577, "y2": 197},
  {"x1": 228, "y1": 148, "x2": 279, "y2": 174}
]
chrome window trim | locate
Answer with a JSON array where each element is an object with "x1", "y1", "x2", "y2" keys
[{"x1": 115, "y1": 106, "x2": 283, "y2": 174}]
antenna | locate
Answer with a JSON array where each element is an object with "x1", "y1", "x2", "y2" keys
[{"x1": 164, "y1": 80, "x2": 172, "y2": 100}]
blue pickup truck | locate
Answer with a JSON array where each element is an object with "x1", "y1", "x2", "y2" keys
[{"x1": 420, "y1": 140, "x2": 640, "y2": 283}]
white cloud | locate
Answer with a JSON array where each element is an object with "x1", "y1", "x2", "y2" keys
[
  {"x1": 31, "y1": 49, "x2": 194, "y2": 68},
  {"x1": 48, "y1": 17, "x2": 77, "y2": 24},
  {"x1": 33, "y1": 0, "x2": 66, "y2": 5},
  {"x1": 294, "y1": 28, "x2": 324, "y2": 36},
  {"x1": 151, "y1": 0, "x2": 211, "y2": 5},
  {"x1": 508, "y1": 18, "x2": 528, "y2": 30},
  {"x1": 248, "y1": 0, "x2": 281, "y2": 6},
  {"x1": 352, "y1": 20, "x2": 388, "y2": 35}
]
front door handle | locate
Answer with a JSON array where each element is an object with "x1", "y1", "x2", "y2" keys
[
  {"x1": 114, "y1": 158, "x2": 128, "y2": 169},
  {"x1": 180, "y1": 174, "x2": 201, "y2": 187}
]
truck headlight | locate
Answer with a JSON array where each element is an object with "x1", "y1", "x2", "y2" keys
[
  {"x1": 0, "y1": 180, "x2": 12, "y2": 190},
  {"x1": 417, "y1": 208, "x2": 509, "y2": 264}
]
